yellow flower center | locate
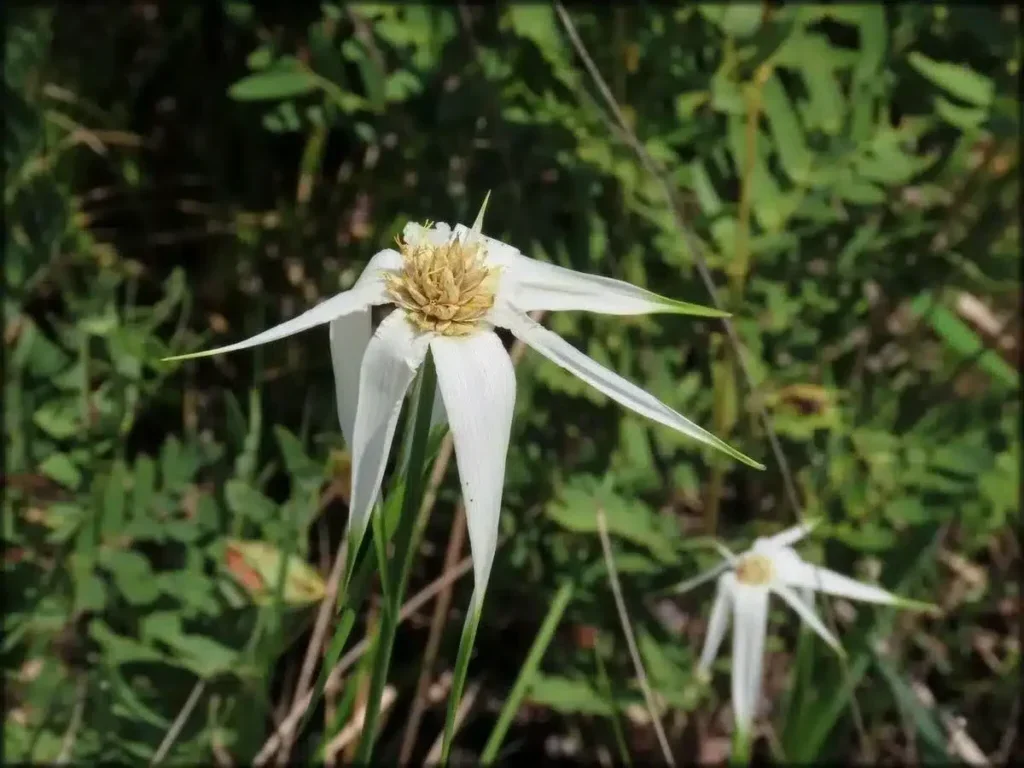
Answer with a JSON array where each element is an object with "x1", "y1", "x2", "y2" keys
[
  {"x1": 735, "y1": 553, "x2": 775, "y2": 586},
  {"x1": 384, "y1": 226, "x2": 498, "y2": 336}
]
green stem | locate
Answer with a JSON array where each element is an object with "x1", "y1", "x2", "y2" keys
[
  {"x1": 481, "y1": 579, "x2": 576, "y2": 764},
  {"x1": 730, "y1": 728, "x2": 753, "y2": 766},
  {"x1": 354, "y1": 353, "x2": 438, "y2": 763},
  {"x1": 441, "y1": 603, "x2": 481, "y2": 764}
]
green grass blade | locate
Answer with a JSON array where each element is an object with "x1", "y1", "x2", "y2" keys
[
  {"x1": 481, "y1": 579, "x2": 575, "y2": 764},
  {"x1": 441, "y1": 603, "x2": 482, "y2": 765},
  {"x1": 593, "y1": 642, "x2": 633, "y2": 767}
]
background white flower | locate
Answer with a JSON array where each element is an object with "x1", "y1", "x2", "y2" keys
[{"x1": 681, "y1": 521, "x2": 934, "y2": 736}]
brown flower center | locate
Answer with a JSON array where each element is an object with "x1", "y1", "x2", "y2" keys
[
  {"x1": 735, "y1": 553, "x2": 775, "y2": 586},
  {"x1": 384, "y1": 227, "x2": 498, "y2": 336}
]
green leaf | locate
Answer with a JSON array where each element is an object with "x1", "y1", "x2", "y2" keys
[
  {"x1": 853, "y1": 5, "x2": 887, "y2": 85},
  {"x1": 140, "y1": 611, "x2": 183, "y2": 644},
  {"x1": 228, "y1": 68, "x2": 319, "y2": 101},
  {"x1": 528, "y1": 674, "x2": 613, "y2": 716},
  {"x1": 908, "y1": 294, "x2": 1017, "y2": 388},
  {"x1": 273, "y1": 426, "x2": 322, "y2": 491},
  {"x1": 934, "y1": 95, "x2": 988, "y2": 131},
  {"x1": 800, "y1": 65, "x2": 845, "y2": 135},
  {"x1": 39, "y1": 452, "x2": 81, "y2": 490},
  {"x1": 103, "y1": 550, "x2": 161, "y2": 606},
  {"x1": 507, "y1": 5, "x2": 574, "y2": 87},
  {"x1": 75, "y1": 571, "x2": 107, "y2": 612},
  {"x1": 885, "y1": 498, "x2": 929, "y2": 525},
  {"x1": 761, "y1": 74, "x2": 813, "y2": 185},
  {"x1": 132, "y1": 455, "x2": 156, "y2": 518},
  {"x1": 873, "y1": 652, "x2": 949, "y2": 757},
  {"x1": 33, "y1": 399, "x2": 81, "y2": 439},
  {"x1": 160, "y1": 436, "x2": 200, "y2": 491},
  {"x1": 162, "y1": 632, "x2": 238, "y2": 678},
  {"x1": 638, "y1": 630, "x2": 696, "y2": 708},
  {"x1": 698, "y1": 4, "x2": 763, "y2": 39},
  {"x1": 907, "y1": 52, "x2": 994, "y2": 107},
  {"x1": 102, "y1": 460, "x2": 127, "y2": 539},
  {"x1": 90, "y1": 620, "x2": 167, "y2": 666},
  {"x1": 224, "y1": 479, "x2": 277, "y2": 523},
  {"x1": 546, "y1": 477, "x2": 681, "y2": 564}
]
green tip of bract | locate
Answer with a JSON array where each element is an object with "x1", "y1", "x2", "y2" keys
[
  {"x1": 471, "y1": 190, "x2": 492, "y2": 236},
  {"x1": 895, "y1": 597, "x2": 940, "y2": 614},
  {"x1": 656, "y1": 293, "x2": 731, "y2": 318},
  {"x1": 161, "y1": 349, "x2": 219, "y2": 363},
  {"x1": 720, "y1": 443, "x2": 766, "y2": 471}
]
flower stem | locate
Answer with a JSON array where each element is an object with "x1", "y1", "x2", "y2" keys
[
  {"x1": 441, "y1": 600, "x2": 481, "y2": 764},
  {"x1": 354, "y1": 352, "x2": 438, "y2": 763},
  {"x1": 730, "y1": 728, "x2": 753, "y2": 766}
]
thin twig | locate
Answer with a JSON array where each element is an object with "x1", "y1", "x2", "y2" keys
[
  {"x1": 322, "y1": 685, "x2": 398, "y2": 763},
  {"x1": 151, "y1": 680, "x2": 207, "y2": 766},
  {"x1": 596, "y1": 509, "x2": 676, "y2": 767},
  {"x1": 550, "y1": 4, "x2": 875, "y2": 755},
  {"x1": 551, "y1": 1, "x2": 802, "y2": 517},
  {"x1": 252, "y1": 554, "x2": 476, "y2": 765},
  {"x1": 273, "y1": 536, "x2": 348, "y2": 764},
  {"x1": 55, "y1": 676, "x2": 87, "y2": 765}
]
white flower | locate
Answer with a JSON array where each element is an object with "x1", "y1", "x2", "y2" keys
[
  {"x1": 682, "y1": 521, "x2": 933, "y2": 736},
  {"x1": 165, "y1": 197, "x2": 762, "y2": 614}
]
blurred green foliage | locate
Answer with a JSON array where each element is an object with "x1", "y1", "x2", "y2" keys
[{"x1": 4, "y1": 3, "x2": 1018, "y2": 764}]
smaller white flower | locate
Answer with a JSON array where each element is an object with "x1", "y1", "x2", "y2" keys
[{"x1": 680, "y1": 521, "x2": 934, "y2": 737}]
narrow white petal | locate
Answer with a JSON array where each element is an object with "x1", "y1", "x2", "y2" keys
[
  {"x1": 329, "y1": 310, "x2": 371, "y2": 448},
  {"x1": 452, "y1": 223, "x2": 727, "y2": 317},
  {"x1": 508, "y1": 256, "x2": 726, "y2": 316},
  {"x1": 771, "y1": 583, "x2": 844, "y2": 655},
  {"x1": 163, "y1": 249, "x2": 401, "y2": 362},
  {"x1": 496, "y1": 308, "x2": 764, "y2": 469},
  {"x1": 348, "y1": 312, "x2": 429, "y2": 549},
  {"x1": 674, "y1": 559, "x2": 730, "y2": 597},
  {"x1": 698, "y1": 572, "x2": 735, "y2": 676},
  {"x1": 431, "y1": 331, "x2": 516, "y2": 611},
  {"x1": 731, "y1": 584, "x2": 769, "y2": 736},
  {"x1": 774, "y1": 550, "x2": 903, "y2": 606},
  {"x1": 799, "y1": 586, "x2": 815, "y2": 608},
  {"x1": 756, "y1": 520, "x2": 818, "y2": 551}
]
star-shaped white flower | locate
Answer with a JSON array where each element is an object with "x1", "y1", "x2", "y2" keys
[
  {"x1": 682, "y1": 521, "x2": 932, "y2": 737},
  {"x1": 165, "y1": 198, "x2": 763, "y2": 614}
]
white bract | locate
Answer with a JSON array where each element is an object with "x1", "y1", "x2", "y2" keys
[
  {"x1": 165, "y1": 197, "x2": 763, "y2": 615},
  {"x1": 681, "y1": 521, "x2": 932, "y2": 736}
]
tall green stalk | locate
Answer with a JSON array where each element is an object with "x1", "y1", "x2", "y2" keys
[
  {"x1": 730, "y1": 728, "x2": 753, "y2": 766},
  {"x1": 480, "y1": 579, "x2": 575, "y2": 764},
  {"x1": 441, "y1": 601, "x2": 481, "y2": 764}
]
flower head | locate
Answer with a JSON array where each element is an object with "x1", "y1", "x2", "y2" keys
[
  {"x1": 164, "y1": 196, "x2": 764, "y2": 617},
  {"x1": 385, "y1": 226, "x2": 499, "y2": 336},
  {"x1": 680, "y1": 521, "x2": 934, "y2": 737}
]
